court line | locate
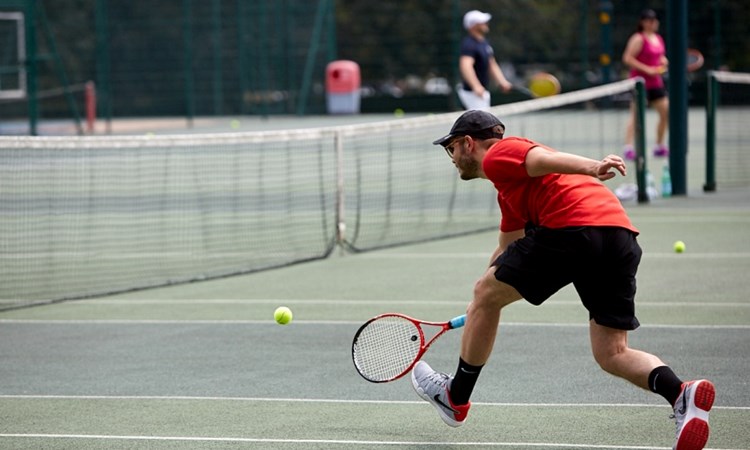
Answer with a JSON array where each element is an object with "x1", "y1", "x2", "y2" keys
[
  {"x1": 57, "y1": 298, "x2": 750, "y2": 308},
  {"x1": 0, "y1": 434, "x2": 697, "y2": 449},
  {"x1": 0, "y1": 319, "x2": 748, "y2": 329},
  {"x1": 357, "y1": 252, "x2": 750, "y2": 259},
  {"x1": 1, "y1": 394, "x2": 747, "y2": 410},
  {"x1": 2, "y1": 251, "x2": 749, "y2": 260}
]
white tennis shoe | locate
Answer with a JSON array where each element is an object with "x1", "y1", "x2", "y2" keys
[
  {"x1": 411, "y1": 361, "x2": 470, "y2": 427},
  {"x1": 672, "y1": 379, "x2": 715, "y2": 450}
]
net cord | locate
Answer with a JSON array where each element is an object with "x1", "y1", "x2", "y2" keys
[{"x1": 711, "y1": 70, "x2": 750, "y2": 85}]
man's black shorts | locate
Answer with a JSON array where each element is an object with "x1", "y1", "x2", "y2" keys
[{"x1": 493, "y1": 225, "x2": 642, "y2": 330}]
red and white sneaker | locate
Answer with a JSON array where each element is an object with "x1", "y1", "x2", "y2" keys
[
  {"x1": 672, "y1": 379, "x2": 715, "y2": 450},
  {"x1": 411, "y1": 361, "x2": 470, "y2": 427}
]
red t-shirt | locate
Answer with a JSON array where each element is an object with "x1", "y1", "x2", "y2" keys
[{"x1": 482, "y1": 137, "x2": 638, "y2": 234}]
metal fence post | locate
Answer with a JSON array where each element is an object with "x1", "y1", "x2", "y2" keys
[
  {"x1": 635, "y1": 78, "x2": 649, "y2": 204},
  {"x1": 704, "y1": 71, "x2": 718, "y2": 192}
]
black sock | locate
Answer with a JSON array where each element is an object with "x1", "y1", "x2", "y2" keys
[
  {"x1": 648, "y1": 366, "x2": 684, "y2": 406},
  {"x1": 448, "y1": 358, "x2": 483, "y2": 405}
]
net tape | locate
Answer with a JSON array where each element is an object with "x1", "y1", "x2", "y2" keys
[{"x1": 712, "y1": 70, "x2": 750, "y2": 84}]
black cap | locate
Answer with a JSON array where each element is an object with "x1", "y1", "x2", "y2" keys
[
  {"x1": 432, "y1": 110, "x2": 505, "y2": 146},
  {"x1": 640, "y1": 9, "x2": 657, "y2": 19}
]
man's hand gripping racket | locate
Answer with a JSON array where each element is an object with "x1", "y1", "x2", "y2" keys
[{"x1": 351, "y1": 313, "x2": 466, "y2": 383}]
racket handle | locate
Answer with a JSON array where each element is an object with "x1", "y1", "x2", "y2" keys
[
  {"x1": 449, "y1": 314, "x2": 467, "y2": 329},
  {"x1": 512, "y1": 85, "x2": 534, "y2": 98}
]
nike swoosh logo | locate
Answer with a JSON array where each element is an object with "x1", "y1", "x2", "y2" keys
[
  {"x1": 651, "y1": 373, "x2": 659, "y2": 391},
  {"x1": 460, "y1": 367, "x2": 478, "y2": 374},
  {"x1": 434, "y1": 394, "x2": 459, "y2": 414},
  {"x1": 678, "y1": 386, "x2": 689, "y2": 415}
]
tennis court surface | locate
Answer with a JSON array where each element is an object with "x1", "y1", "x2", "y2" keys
[{"x1": 1, "y1": 183, "x2": 749, "y2": 449}]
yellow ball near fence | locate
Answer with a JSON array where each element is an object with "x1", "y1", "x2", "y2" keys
[
  {"x1": 393, "y1": 108, "x2": 405, "y2": 118},
  {"x1": 230, "y1": 119, "x2": 240, "y2": 129},
  {"x1": 673, "y1": 240, "x2": 686, "y2": 253},
  {"x1": 274, "y1": 306, "x2": 293, "y2": 325}
]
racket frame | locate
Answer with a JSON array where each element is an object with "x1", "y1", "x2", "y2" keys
[
  {"x1": 687, "y1": 48, "x2": 704, "y2": 73},
  {"x1": 528, "y1": 72, "x2": 561, "y2": 97},
  {"x1": 351, "y1": 313, "x2": 466, "y2": 383},
  {"x1": 513, "y1": 72, "x2": 561, "y2": 98}
]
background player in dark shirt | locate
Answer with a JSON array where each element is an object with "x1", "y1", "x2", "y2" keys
[{"x1": 457, "y1": 10, "x2": 512, "y2": 110}]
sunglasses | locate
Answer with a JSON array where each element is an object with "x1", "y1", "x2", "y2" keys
[{"x1": 444, "y1": 136, "x2": 466, "y2": 157}]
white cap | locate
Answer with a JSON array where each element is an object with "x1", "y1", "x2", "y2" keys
[{"x1": 463, "y1": 10, "x2": 492, "y2": 30}]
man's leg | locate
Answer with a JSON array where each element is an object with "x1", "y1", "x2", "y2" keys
[
  {"x1": 460, "y1": 267, "x2": 524, "y2": 365},
  {"x1": 411, "y1": 266, "x2": 523, "y2": 427},
  {"x1": 589, "y1": 320, "x2": 715, "y2": 450},
  {"x1": 589, "y1": 319, "x2": 664, "y2": 389}
]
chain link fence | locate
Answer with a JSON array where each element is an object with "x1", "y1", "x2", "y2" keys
[{"x1": 1, "y1": 0, "x2": 748, "y2": 125}]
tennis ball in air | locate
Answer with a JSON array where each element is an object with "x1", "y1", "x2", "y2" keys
[
  {"x1": 393, "y1": 108, "x2": 405, "y2": 118},
  {"x1": 230, "y1": 119, "x2": 240, "y2": 129},
  {"x1": 674, "y1": 240, "x2": 686, "y2": 253},
  {"x1": 274, "y1": 306, "x2": 293, "y2": 325}
]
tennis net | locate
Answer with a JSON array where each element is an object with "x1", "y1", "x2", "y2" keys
[
  {"x1": 0, "y1": 79, "x2": 638, "y2": 308},
  {"x1": 705, "y1": 71, "x2": 750, "y2": 191}
]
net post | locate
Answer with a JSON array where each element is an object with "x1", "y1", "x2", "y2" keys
[
  {"x1": 704, "y1": 71, "x2": 718, "y2": 192},
  {"x1": 335, "y1": 130, "x2": 346, "y2": 246},
  {"x1": 24, "y1": 0, "x2": 38, "y2": 136},
  {"x1": 634, "y1": 78, "x2": 649, "y2": 203},
  {"x1": 85, "y1": 81, "x2": 96, "y2": 134}
]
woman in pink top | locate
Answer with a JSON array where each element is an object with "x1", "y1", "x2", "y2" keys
[{"x1": 622, "y1": 9, "x2": 669, "y2": 160}]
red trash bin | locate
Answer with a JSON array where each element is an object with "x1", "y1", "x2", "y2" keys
[{"x1": 326, "y1": 60, "x2": 361, "y2": 114}]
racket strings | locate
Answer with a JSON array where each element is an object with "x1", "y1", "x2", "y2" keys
[{"x1": 352, "y1": 317, "x2": 422, "y2": 382}]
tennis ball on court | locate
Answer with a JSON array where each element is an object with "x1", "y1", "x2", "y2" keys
[
  {"x1": 230, "y1": 119, "x2": 240, "y2": 129},
  {"x1": 674, "y1": 240, "x2": 686, "y2": 253},
  {"x1": 274, "y1": 306, "x2": 293, "y2": 325},
  {"x1": 393, "y1": 108, "x2": 405, "y2": 118}
]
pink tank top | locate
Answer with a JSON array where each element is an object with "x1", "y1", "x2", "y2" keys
[{"x1": 629, "y1": 33, "x2": 665, "y2": 89}]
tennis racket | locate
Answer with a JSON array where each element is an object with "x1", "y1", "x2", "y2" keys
[
  {"x1": 514, "y1": 72, "x2": 561, "y2": 98},
  {"x1": 659, "y1": 49, "x2": 704, "y2": 74},
  {"x1": 687, "y1": 48, "x2": 704, "y2": 72},
  {"x1": 351, "y1": 313, "x2": 466, "y2": 383}
]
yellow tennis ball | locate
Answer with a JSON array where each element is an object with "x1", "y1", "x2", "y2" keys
[
  {"x1": 230, "y1": 119, "x2": 240, "y2": 129},
  {"x1": 674, "y1": 240, "x2": 686, "y2": 253},
  {"x1": 274, "y1": 306, "x2": 293, "y2": 325},
  {"x1": 393, "y1": 108, "x2": 405, "y2": 118}
]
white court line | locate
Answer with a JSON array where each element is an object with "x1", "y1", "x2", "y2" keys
[
  {"x1": 2, "y1": 251, "x2": 749, "y2": 260},
  {"x1": 0, "y1": 319, "x2": 748, "y2": 329},
  {"x1": 62, "y1": 298, "x2": 750, "y2": 308},
  {"x1": 357, "y1": 252, "x2": 750, "y2": 259},
  {"x1": 0, "y1": 434, "x2": 685, "y2": 449},
  {"x1": 0, "y1": 394, "x2": 747, "y2": 410},
  {"x1": 1, "y1": 398, "x2": 746, "y2": 449}
]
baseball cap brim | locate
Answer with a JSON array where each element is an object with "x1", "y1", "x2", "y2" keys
[
  {"x1": 433, "y1": 133, "x2": 457, "y2": 146},
  {"x1": 433, "y1": 110, "x2": 505, "y2": 146}
]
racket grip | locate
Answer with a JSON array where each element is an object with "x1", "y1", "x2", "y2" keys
[{"x1": 449, "y1": 314, "x2": 467, "y2": 329}]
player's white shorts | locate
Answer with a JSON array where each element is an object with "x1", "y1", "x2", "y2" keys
[{"x1": 457, "y1": 87, "x2": 490, "y2": 110}]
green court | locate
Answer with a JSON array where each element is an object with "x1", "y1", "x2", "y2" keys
[{"x1": 1, "y1": 184, "x2": 749, "y2": 449}]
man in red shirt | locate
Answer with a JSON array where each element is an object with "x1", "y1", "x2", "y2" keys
[{"x1": 411, "y1": 110, "x2": 714, "y2": 450}]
